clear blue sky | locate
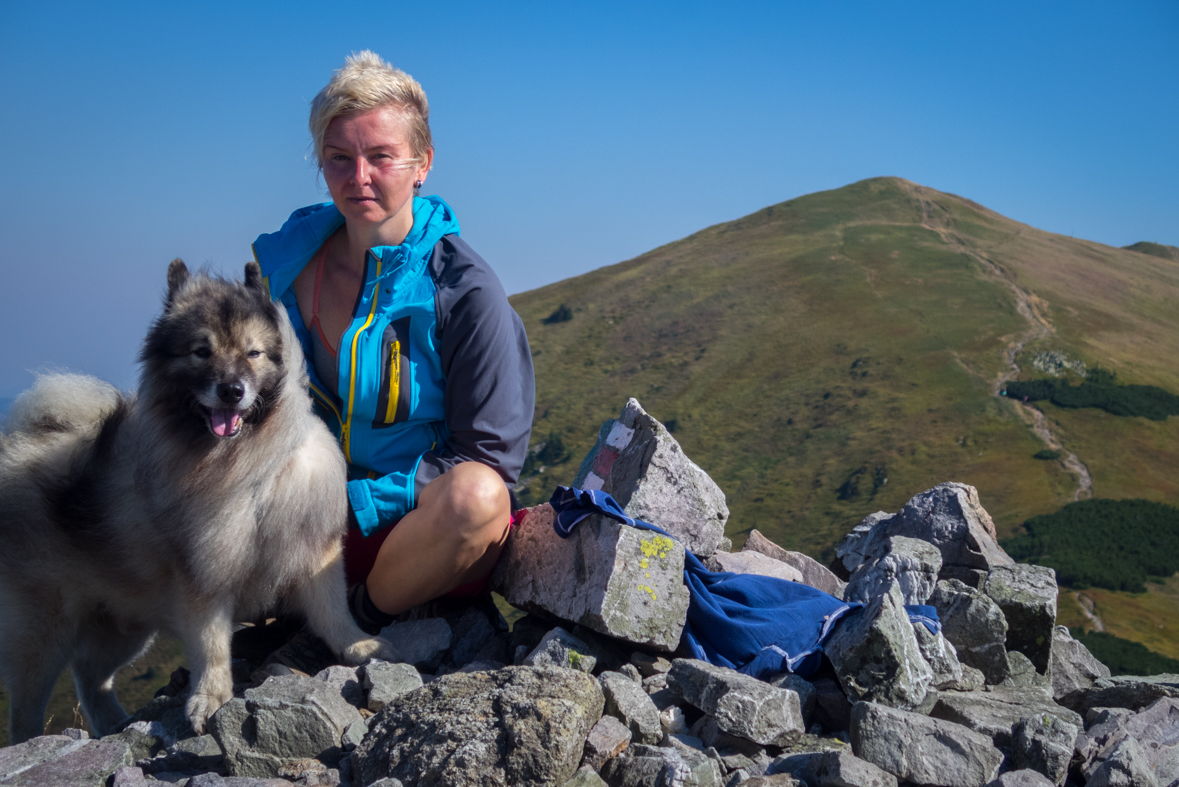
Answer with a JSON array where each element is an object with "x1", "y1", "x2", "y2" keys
[{"x1": 1, "y1": 1, "x2": 1176, "y2": 397}]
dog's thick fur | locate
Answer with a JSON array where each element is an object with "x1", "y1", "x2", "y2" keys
[{"x1": 0, "y1": 260, "x2": 394, "y2": 743}]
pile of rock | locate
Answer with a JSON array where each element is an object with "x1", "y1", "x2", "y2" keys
[{"x1": 4, "y1": 398, "x2": 1178, "y2": 787}]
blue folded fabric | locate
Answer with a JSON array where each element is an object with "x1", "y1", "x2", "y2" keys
[{"x1": 547, "y1": 485, "x2": 939, "y2": 680}]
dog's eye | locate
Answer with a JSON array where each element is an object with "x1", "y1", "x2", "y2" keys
[
  {"x1": 193, "y1": 347, "x2": 211, "y2": 359},
  {"x1": 247, "y1": 350, "x2": 263, "y2": 359}
]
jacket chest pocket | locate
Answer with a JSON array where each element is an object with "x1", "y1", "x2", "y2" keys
[{"x1": 373, "y1": 317, "x2": 412, "y2": 428}]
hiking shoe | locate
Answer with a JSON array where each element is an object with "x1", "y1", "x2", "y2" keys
[{"x1": 260, "y1": 626, "x2": 337, "y2": 676}]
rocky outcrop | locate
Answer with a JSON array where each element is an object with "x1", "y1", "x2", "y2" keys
[
  {"x1": 844, "y1": 536, "x2": 942, "y2": 606},
  {"x1": 353, "y1": 666, "x2": 603, "y2": 787},
  {"x1": 1050, "y1": 626, "x2": 1111, "y2": 701},
  {"x1": 824, "y1": 582, "x2": 934, "y2": 710},
  {"x1": 573, "y1": 398, "x2": 728, "y2": 557},
  {"x1": 984, "y1": 564, "x2": 1058, "y2": 674},
  {"x1": 667, "y1": 659, "x2": 805, "y2": 746},
  {"x1": 931, "y1": 578, "x2": 1011, "y2": 684},
  {"x1": 835, "y1": 482, "x2": 1014, "y2": 587},
  {"x1": 210, "y1": 674, "x2": 362, "y2": 778},
  {"x1": 491, "y1": 503, "x2": 691, "y2": 651},
  {"x1": 928, "y1": 686, "x2": 1082, "y2": 750},
  {"x1": 850, "y1": 701, "x2": 1003, "y2": 787},
  {"x1": 0, "y1": 404, "x2": 1142, "y2": 787}
]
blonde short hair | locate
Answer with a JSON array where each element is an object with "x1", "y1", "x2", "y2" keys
[{"x1": 309, "y1": 51, "x2": 432, "y2": 168}]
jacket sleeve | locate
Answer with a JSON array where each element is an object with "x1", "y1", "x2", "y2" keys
[
  {"x1": 346, "y1": 237, "x2": 534, "y2": 535},
  {"x1": 413, "y1": 237, "x2": 535, "y2": 499}
]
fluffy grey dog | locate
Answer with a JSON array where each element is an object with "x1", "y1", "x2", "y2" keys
[{"x1": 0, "y1": 260, "x2": 396, "y2": 743}]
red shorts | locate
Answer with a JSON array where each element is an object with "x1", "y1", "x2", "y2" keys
[{"x1": 342, "y1": 509, "x2": 527, "y2": 598}]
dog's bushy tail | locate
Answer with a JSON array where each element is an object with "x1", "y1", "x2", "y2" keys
[{"x1": 4, "y1": 373, "x2": 124, "y2": 436}]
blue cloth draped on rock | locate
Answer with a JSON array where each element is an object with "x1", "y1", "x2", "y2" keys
[{"x1": 548, "y1": 486, "x2": 940, "y2": 680}]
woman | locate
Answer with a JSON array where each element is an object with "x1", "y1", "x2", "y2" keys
[{"x1": 253, "y1": 51, "x2": 534, "y2": 637}]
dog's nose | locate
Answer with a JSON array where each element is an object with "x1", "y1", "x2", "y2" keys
[{"x1": 217, "y1": 382, "x2": 245, "y2": 404}]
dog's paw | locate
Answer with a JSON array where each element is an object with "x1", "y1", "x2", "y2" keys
[
  {"x1": 341, "y1": 636, "x2": 402, "y2": 665},
  {"x1": 186, "y1": 688, "x2": 233, "y2": 735}
]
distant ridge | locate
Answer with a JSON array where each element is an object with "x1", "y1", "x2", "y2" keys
[
  {"x1": 1123, "y1": 241, "x2": 1179, "y2": 262},
  {"x1": 510, "y1": 177, "x2": 1179, "y2": 558}
]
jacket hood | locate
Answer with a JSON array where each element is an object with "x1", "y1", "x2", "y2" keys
[{"x1": 254, "y1": 195, "x2": 460, "y2": 298}]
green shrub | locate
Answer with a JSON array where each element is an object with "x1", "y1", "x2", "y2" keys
[
  {"x1": 1005, "y1": 378, "x2": 1179, "y2": 421},
  {"x1": 1087, "y1": 366, "x2": 1118, "y2": 386},
  {"x1": 1070, "y1": 629, "x2": 1179, "y2": 676},
  {"x1": 1002, "y1": 499, "x2": 1179, "y2": 593},
  {"x1": 542, "y1": 304, "x2": 573, "y2": 324},
  {"x1": 1033, "y1": 449, "x2": 1061, "y2": 460}
]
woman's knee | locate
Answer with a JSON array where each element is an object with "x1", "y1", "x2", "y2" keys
[{"x1": 432, "y1": 462, "x2": 509, "y2": 540}]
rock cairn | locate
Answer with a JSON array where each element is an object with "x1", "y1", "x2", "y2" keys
[{"x1": 5, "y1": 399, "x2": 1177, "y2": 787}]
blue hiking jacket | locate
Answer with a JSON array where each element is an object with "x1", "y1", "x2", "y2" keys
[{"x1": 254, "y1": 196, "x2": 534, "y2": 535}]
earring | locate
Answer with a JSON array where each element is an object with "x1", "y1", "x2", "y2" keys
[{"x1": 414, "y1": 179, "x2": 423, "y2": 189}]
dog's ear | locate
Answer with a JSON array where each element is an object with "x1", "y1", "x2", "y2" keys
[
  {"x1": 166, "y1": 259, "x2": 190, "y2": 308},
  {"x1": 244, "y1": 261, "x2": 265, "y2": 296}
]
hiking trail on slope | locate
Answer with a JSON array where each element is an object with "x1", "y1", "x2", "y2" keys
[{"x1": 914, "y1": 185, "x2": 1093, "y2": 502}]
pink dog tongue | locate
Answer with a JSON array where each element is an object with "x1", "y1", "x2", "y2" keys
[{"x1": 211, "y1": 409, "x2": 241, "y2": 437}]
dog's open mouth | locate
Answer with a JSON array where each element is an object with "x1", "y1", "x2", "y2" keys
[{"x1": 204, "y1": 407, "x2": 244, "y2": 438}]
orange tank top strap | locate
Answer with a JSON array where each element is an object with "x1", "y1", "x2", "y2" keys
[{"x1": 309, "y1": 234, "x2": 337, "y2": 358}]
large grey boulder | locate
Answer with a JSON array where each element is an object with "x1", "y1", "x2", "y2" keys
[
  {"x1": 984, "y1": 564, "x2": 1058, "y2": 674},
  {"x1": 668, "y1": 659, "x2": 805, "y2": 746},
  {"x1": 1060, "y1": 674, "x2": 1179, "y2": 716},
  {"x1": 1075, "y1": 697, "x2": 1179, "y2": 782},
  {"x1": 352, "y1": 666, "x2": 604, "y2": 787},
  {"x1": 741, "y1": 530, "x2": 847, "y2": 597},
  {"x1": 845, "y1": 536, "x2": 942, "y2": 606},
  {"x1": 850, "y1": 701, "x2": 1003, "y2": 787},
  {"x1": 1010, "y1": 713, "x2": 1077, "y2": 786},
  {"x1": 929, "y1": 686, "x2": 1082, "y2": 750},
  {"x1": 835, "y1": 483, "x2": 1014, "y2": 585},
  {"x1": 572, "y1": 398, "x2": 728, "y2": 558},
  {"x1": 599, "y1": 743, "x2": 723, "y2": 787},
  {"x1": 1087, "y1": 736, "x2": 1159, "y2": 787},
  {"x1": 491, "y1": 503, "x2": 690, "y2": 651},
  {"x1": 0, "y1": 738, "x2": 133, "y2": 787},
  {"x1": 931, "y1": 579, "x2": 1010, "y2": 684},
  {"x1": 599, "y1": 671, "x2": 664, "y2": 745},
  {"x1": 705, "y1": 550, "x2": 803, "y2": 583},
  {"x1": 824, "y1": 582, "x2": 933, "y2": 710},
  {"x1": 1049, "y1": 626, "x2": 1111, "y2": 701},
  {"x1": 209, "y1": 674, "x2": 363, "y2": 778}
]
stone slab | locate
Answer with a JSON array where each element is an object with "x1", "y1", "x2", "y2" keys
[{"x1": 491, "y1": 503, "x2": 690, "y2": 651}]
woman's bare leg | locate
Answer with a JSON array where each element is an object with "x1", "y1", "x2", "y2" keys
[{"x1": 364, "y1": 461, "x2": 510, "y2": 615}]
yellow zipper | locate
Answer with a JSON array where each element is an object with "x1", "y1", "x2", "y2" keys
[
  {"x1": 342, "y1": 254, "x2": 383, "y2": 461},
  {"x1": 384, "y1": 340, "x2": 401, "y2": 424}
]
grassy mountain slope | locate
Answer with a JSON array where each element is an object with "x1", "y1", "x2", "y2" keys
[
  {"x1": 509, "y1": 177, "x2": 1179, "y2": 559},
  {"x1": 1123, "y1": 241, "x2": 1179, "y2": 263}
]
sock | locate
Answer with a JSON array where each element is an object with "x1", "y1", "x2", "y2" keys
[{"x1": 347, "y1": 581, "x2": 396, "y2": 636}]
